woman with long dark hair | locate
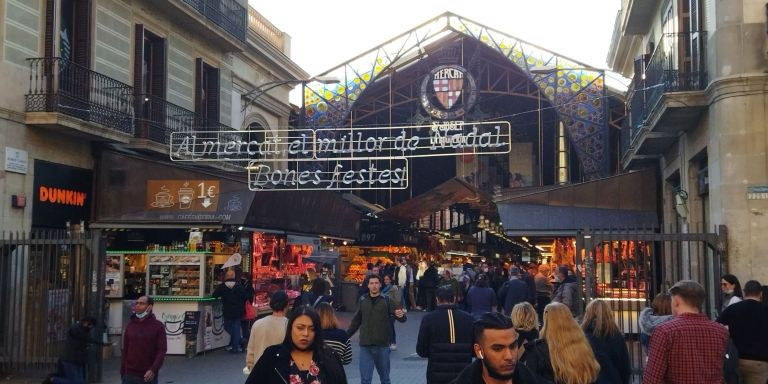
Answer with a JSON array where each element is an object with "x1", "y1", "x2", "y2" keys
[
  {"x1": 245, "y1": 305, "x2": 347, "y2": 384},
  {"x1": 721, "y1": 274, "x2": 743, "y2": 312}
]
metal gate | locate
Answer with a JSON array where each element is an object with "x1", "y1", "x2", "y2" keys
[
  {"x1": 0, "y1": 230, "x2": 104, "y2": 376},
  {"x1": 575, "y1": 225, "x2": 727, "y2": 382}
]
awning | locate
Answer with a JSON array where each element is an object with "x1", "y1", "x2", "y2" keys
[
  {"x1": 497, "y1": 169, "x2": 658, "y2": 234},
  {"x1": 95, "y1": 151, "x2": 359, "y2": 239},
  {"x1": 244, "y1": 190, "x2": 360, "y2": 240},
  {"x1": 380, "y1": 178, "x2": 498, "y2": 223}
]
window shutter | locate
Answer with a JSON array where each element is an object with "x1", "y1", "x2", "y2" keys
[
  {"x1": 133, "y1": 24, "x2": 145, "y2": 93},
  {"x1": 151, "y1": 38, "x2": 167, "y2": 98},
  {"x1": 134, "y1": 24, "x2": 146, "y2": 138},
  {"x1": 207, "y1": 67, "x2": 220, "y2": 127},
  {"x1": 44, "y1": 0, "x2": 55, "y2": 58},
  {"x1": 73, "y1": 0, "x2": 91, "y2": 68},
  {"x1": 194, "y1": 58, "x2": 204, "y2": 123}
]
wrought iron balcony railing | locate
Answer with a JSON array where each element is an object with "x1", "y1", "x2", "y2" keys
[
  {"x1": 135, "y1": 94, "x2": 198, "y2": 144},
  {"x1": 183, "y1": 0, "x2": 246, "y2": 42},
  {"x1": 627, "y1": 31, "x2": 707, "y2": 143},
  {"x1": 25, "y1": 57, "x2": 134, "y2": 135}
]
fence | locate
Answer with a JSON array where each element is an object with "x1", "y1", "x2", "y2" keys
[
  {"x1": 0, "y1": 230, "x2": 104, "y2": 377},
  {"x1": 575, "y1": 224, "x2": 727, "y2": 381}
]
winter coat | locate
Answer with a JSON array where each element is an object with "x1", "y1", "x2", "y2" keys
[
  {"x1": 245, "y1": 344, "x2": 347, "y2": 384},
  {"x1": 347, "y1": 294, "x2": 406, "y2": 347},
  {"x1": 638, "y1": 307, "x2": 672, "y2": 352},
  {"x1": 212, "y1": 282, "x2": 247, "y2": 320},
  {"x1": 421, "y1": 266, "x2": 440, "y2": 289},
  {"x1": 552, "y1": 275, "x2": 581, "y2": 318},
  {"x1": 450, "y1": 358, "x2": 540, "y2": 384},
  {"x1": 466, "y1": 286, "x2": 497, "y2": 319},
  {"x1": 498, "y1": 278, "x2": 531, "y2": 315},
  {"x1": 322, "y1": 327, "x2": 352, "y2": 365},
  {"x1": 61, "y1": 323, "x2": 101, "y2": 365},
  {"x1": 120, "y1": 314, "x2": 167, "y2": 378},
  {"x1": 584, "y1": 327, "x2": 631, "y2": 384},
  {"x1": 416, "y1": 305, "x2": 475, "y2": 384}
]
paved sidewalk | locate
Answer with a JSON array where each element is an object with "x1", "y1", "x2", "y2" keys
[{"x1": 3, "y1": 309, "x2": 433, "y2": 384}]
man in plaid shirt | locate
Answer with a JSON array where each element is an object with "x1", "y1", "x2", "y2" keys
[{"x1": 643, "y1": 280, "x2": 729, "y2": 384}]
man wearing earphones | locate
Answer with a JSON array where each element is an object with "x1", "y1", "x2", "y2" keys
[{"x1": 451, "y1": 312, "x2": 539, "y2": 384}]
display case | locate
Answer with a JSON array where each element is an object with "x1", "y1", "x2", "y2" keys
[
  {"x1": 146, "y1": 253, "x2": 212, "y2": 297},
  {"x1": 105, "y1": 254, "x2": 123, "y2": 298}
]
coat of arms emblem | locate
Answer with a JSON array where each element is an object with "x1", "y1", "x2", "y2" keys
[{"x1": 420, "y1": 65, "x2": 477, "y2": 120}]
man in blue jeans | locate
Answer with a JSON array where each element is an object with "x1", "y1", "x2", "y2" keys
[
  {"x1": 348, "y1": 275, "x2": 407, "y2": 384},
  {"x1": 213, "y1": 269, "x2": 248, "y2": 353}
]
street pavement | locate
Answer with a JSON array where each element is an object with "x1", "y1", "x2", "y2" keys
[
  {"x1": 99, "y1": 309, "x2": 432, "y2": 384},
  {"x1": 0, "y1": 309, "x2": 433, "y2": 384}
]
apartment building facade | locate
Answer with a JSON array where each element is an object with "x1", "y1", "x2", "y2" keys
[
  {"x1": 0, "y1": 0, "x2": 307, "y2": 232},
  {"x1": 608, "y1": 0, "x2": 768, "y2": 280}
]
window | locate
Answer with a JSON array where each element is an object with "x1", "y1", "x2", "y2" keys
[
  {"x1": 134, "y1": 25, "x2": 167, "y2": 141},
  {"x1": 195, "y1": 59, "x2": 220, "y2": 128},
  {"x1": 47, "y1": 0, "x2": 90, "y2": 66}
]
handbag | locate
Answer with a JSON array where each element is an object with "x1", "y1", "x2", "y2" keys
[{"x1": 243, "y1": 300, "x2": 256, "y2": 320}]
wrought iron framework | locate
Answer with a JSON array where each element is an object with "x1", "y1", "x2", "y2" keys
[
  {"x1": 626, "y1": 31, "x2": 707, "y2": 144},
  {"x1": 25, "y1": 57, "x2": 134, "y2": 135},
  {"x1": 303, "y1": 12, "x2": 609, "y2": 179},
  {"x1": 575, "y1": 225, "x2": 727, "y2": 381},
  {"x1": 182, "y1": 0, "x2": 247, "y2": 42}
]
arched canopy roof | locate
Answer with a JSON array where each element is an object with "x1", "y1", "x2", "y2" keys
[{"x1": 303, "y1": 12, "x2": 610, "y2": 179}]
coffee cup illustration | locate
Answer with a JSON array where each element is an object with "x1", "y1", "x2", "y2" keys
[
  {"x1": 178, "y1": 187, "x2": 194, "y2": 209},
  {"x1": 151, "y1": 186, "x2": 174, "y2": 208}
]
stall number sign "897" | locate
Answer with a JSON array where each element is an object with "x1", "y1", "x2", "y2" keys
[{"x1": 147, "y1": 180, "x2": 219, "y2": 211}]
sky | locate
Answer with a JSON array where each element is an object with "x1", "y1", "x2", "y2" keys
[{"x1": 249, "y1": 0, "x2": 623, "y2": 102}]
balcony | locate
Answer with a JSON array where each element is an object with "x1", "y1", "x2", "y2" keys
[
  {"x1": 131, "y1": 94, "x2": 245, "y2": 170},
  {"x1": 151, "y1": 0, "x2": 246, "y2": 52},
  {"x1": 25, "y1": 57, "x2": 134, "y2": 142},
  {"x1": 248, "y1": 7, "x2": 287, "y2": 54},
  {"x1": 623, "y1": 31, "x2": 709, "y2": 170},
  {"x1": 183, "y1": 0, "x2": 246, "y2": 42}
]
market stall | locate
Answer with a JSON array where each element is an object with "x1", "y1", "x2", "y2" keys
[
  {"x1": 105, "y1": 236, "x2": 242, "y2": 355},
  {"x1": 248, "y1": 232, "x2": 317, "y2": 313}
]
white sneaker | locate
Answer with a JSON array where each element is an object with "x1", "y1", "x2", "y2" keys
[{"x1": 390, "y1": 344, "x2": 397, "y2": 351}]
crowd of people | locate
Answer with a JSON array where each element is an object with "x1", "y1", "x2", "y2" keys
[{"x1": 47, "y1": 260, "x2": 768, "y2": 384}]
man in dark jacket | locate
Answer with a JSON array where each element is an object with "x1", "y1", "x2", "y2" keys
[
  {"x1": 348, "y1": 275, "x2": 406, "y2": 384},
  {"x1": 417, "y1": 287, "x2": 475, "y2": 384},
  {"x1": 421, "y1": 263, "x2": 440, "y2": 311},
  {"x1": 51, "y1": 316, "x2": 103, "y2": 383},
  {"x1": 552, "y1": 266, "x2": 581, "y2": 319},
  {"x1": 212, "y1": 269, "x2": 247, "y2": 353},
  {"x1": 450, "y1": 313, "x2": 538, "y2": 384},
  {"x1": 497, "y1": 267, "x2": 531, "y2": 316},
  {"x1": 121, "y1": 296, "x2": 166, "y2": 384}
]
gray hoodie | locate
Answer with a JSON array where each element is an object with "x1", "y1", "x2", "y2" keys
[{"x1": 638, "y1": 307, "x2": 672, "y2": 336}]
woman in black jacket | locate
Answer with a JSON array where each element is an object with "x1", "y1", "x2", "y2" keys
[
  {"x1": 580, "y1": 299, "x2": 630, "y2": 384},
  {"x1": 245, "y1": 305, "x2": 347, "y2": 384},
  {"x1": 315, "y1": 302, "x2": 352, "y2": 365}
]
